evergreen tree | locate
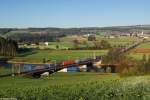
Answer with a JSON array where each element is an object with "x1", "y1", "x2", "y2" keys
[{"x1": 0, "y1": 36, "x2": 18, "y2": 57}]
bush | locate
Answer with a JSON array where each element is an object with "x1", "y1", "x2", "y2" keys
[{"x1": 120, "y1": 67, "x2": 139, "y2": 77}]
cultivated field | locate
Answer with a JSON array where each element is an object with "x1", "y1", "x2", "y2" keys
[
  {"x1": 134, "y1": 48, "x2": 150, "y2": 53},
  {"x1": 0, "y1": 73, "x2": 149, "y2": 100}
]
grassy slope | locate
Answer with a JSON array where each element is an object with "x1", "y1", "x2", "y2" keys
[
  {"x1": 129, "y1": 53, "x2": 149, "y2": 60},
  {"x1": 96, "y1": 36, "x2": 140, "y2": 46},
  {"x1": 0, "y1": 73, "x2": 149, "y2": 99},
  {"x1": 17, "y1": 36, "x2": 141, "y2": 62},
  {"x1": 130, "y1": 52, "x2": 150, "y2": 60},
  {"x1": 16, "y1": 36, "x2": 145, "y2": 62},
  {"x1": 19, "y1": 36, "x2": 141, "y2": 50},
  {"x1": 0, "y1": 73, "x2": 118, "y2": 89},
  {"x1": 11, "y1": 50, "x2": 108, "y2": 62},
  {"x1": 129, "y1": 42, "x2": 150, "y2": 60},
  {"x1": 136, "y1": 42, "x2": 150, "y2": 48}
]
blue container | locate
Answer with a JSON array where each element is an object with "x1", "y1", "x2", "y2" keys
[{"x1": 67, "y1": 66, "x2": 79, "y2": 72}]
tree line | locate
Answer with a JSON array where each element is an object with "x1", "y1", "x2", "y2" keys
[
  {"x1": 0, "y1": 36, "x2": 18, "y2": 57},
  {"x1": 5, "y1": 33, "x2": 66, "y2": 43},
  {"x1": 103, "y1": 48, "x2": 150, "y2": 76}
]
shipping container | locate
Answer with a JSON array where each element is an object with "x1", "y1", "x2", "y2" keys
[{"x1": 62, "y1": 60, "x2": 75, "y2": 65}]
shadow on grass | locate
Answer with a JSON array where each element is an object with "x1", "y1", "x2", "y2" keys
[{"x1": 17, "y1": 48, "x2": 37, "y2": 57}]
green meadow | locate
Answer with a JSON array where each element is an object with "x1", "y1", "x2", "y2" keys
[
  {"x1": 129, "y1": 42, "x2": 150, "y2": 60},
  {"x1": 16, "y1": 36, "x2": 143, "y2": 62},
  {"x1": 129, "y1": 53, "x2": 150, "y2": 60},
  {"x1": 0, "y1": 73, "x2": 149, "y2": 100},
  {"x1": 96, "y1": 36, "x2": 141, "y2": 46},
  {"x1": 19, "y1": 36, "x2": 141, "y2": 50},
  {"x1": 136, "y1": 42, "x2": 150, "y2": 48},
  {"x1": 10, "y1": 50, "x2": 108, "y2": 63}
]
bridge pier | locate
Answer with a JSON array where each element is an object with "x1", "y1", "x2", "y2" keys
[
  {"x1": 86, "y1": 62, "x2": 94, "y2": 72},
  {"x1": 110, "y1": 66, "x2": 116, "y2": 73},
  {"x1": 32, "y1": 73, "x2": 41, "y2": 78},
  {"x1": 96, "y1": 65, "x2": 116, "y2": 73},
  {"x1": 11, "y1": 63, "x2": 21, "y2": 76},
  {"x1": 103, "y1": 66, "x2": 107, "y2": 73},
  {"x1": 86, "y1": 63, "x2": 117, "y2": 73}
]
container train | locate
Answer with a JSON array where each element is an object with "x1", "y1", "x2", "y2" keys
[
  {"x1": 61, "y1": 56, "x2": 102, "y2": 66},
  {"x1": 23, "y1": 56, "x2": 102, "y2": 71}
]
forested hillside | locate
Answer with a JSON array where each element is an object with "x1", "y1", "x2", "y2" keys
[{"x1": 0, "y1": 25, "x2": 150, "y2": 43}]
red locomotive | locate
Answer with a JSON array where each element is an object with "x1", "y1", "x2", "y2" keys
[
  {"x1": 62, "y1": 60, "x2": 75, "y2": 65},
  {"x1": 61, "y1": 56, "x2": 102, "y2": 66}
]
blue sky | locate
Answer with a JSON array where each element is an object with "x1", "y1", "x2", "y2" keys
[{"x1": 0, "y1": 0, "x2": 150, "y2": 28}]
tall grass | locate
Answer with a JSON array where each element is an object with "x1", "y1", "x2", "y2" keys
[{"x1": 0, "y1": 73, "x2": 149, "y2": 100}]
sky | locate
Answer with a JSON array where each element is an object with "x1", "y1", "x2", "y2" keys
[{"x1": 0, "y1": 0, "x2": 150, "y2": 28}]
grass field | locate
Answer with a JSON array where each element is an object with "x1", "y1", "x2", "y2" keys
[
  {"x1": 0, "y1": 73, "x2": 149, "y2": 100},
  {"x1": 96, "y1": 36, "x2": 141, "y2": 46},
  {"x1": 129, "y1": 42, "x2": 150, "y2": 60},
  {"x1": 136, "y1": 42, "x2": 150, "y2": 48},
  {"x1": 19, "y1": 36, "x2": 141, "y2": 50},
  {"x1": 1, "y1": 36, "x2": 150, "y2": 99},
  {"x1": 10, "y1": 50, "x2": 108, "y2": 63},
  {"x1": 129, "y1": 51, "x2": 150, "y2": 60},
  {"x1": 15, "y1": 36, "x2": 144, "y2": 62},
  {"x1": 129, "y1": 53, "x2": 150, "y2": 60},
  {"x1": 0, "y1": 67, "x2": 11, "y2": 76},
  {"x1": 20, "y1": 42, "x2": 74, "y2": 50}
]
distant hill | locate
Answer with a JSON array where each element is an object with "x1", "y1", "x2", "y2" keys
[{"x1": 0, "y1": 25, "x2": 150, "y2": 43}]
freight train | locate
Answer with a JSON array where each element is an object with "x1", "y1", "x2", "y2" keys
[
  {"x1": 24, "y1": 56, "x2": 102, "y2": 71},
  {"x1": 61, "y1": 56, "x2": 102, "y2": 66}
]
